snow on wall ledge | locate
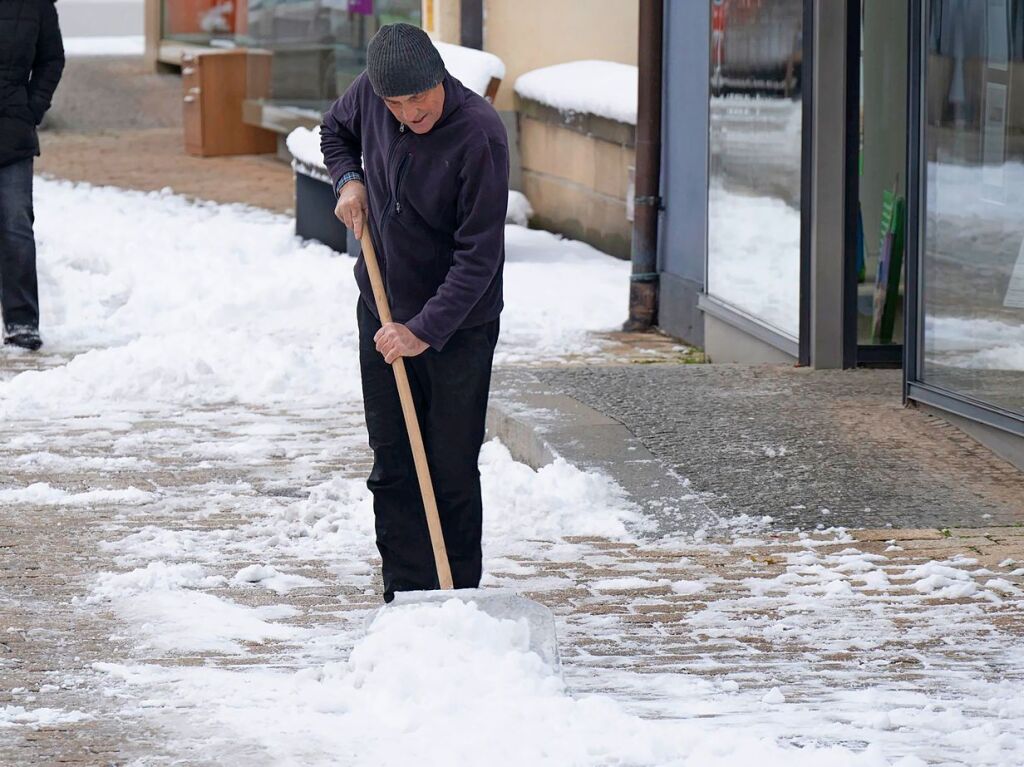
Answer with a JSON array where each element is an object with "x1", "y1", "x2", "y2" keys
[
  {"x1": 434, "y1": 41, "x2": 506, "y2": 97},
  {"x1": 514, "y1": 60, "x2": 638, "y2": 126}
]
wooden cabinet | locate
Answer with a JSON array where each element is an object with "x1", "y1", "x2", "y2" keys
[{"x1": 182, "y1": 49, "x2": 277, "y2": 157}]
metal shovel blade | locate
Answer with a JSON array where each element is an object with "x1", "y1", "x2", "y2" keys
[{"x1": 368, "y1": 589, "x2": 560, "y2": 671}]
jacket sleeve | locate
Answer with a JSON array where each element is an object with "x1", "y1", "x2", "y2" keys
[
  {"x1": 27, "y1": 0, "x2": 65, "y2": 125},
  {"x1": 405, "y1": 138, "x2": 509, "y2": 351},
  {"x1": 320, "y1": 74, "x2": 365, "y2": 193}
]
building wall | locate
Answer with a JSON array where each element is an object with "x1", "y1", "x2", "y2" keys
[
  {"x1": 518, "y1": 99, "x2": 634, "y2": 259},
  {"x1": 659, "y1": 0, "x2": 710, "y2": 347},
  {"x1": 482, "y1": 0, "x2": 637, "y2": 111}
]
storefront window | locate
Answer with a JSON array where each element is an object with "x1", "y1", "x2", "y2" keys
[
  {"x1": 707, "y1": 0, "x2": 804, "y2": 339},
  {"x1": 922, "y1": 0, "x2": 1024, "y2": 413},
  {"x1": 162, "y1": 0, "x2": 422, "y2": 112},
  {"x1": 162, "y1": 0, "x2": 240, "y2": 43}
]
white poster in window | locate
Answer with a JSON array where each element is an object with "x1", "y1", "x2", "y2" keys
[
  {"x1": 1005, "y1": 237, "x2": 1024, "y2": 309},
  {"x1": 982, "y1": 81, "x2": 1007, "y2": 199}
]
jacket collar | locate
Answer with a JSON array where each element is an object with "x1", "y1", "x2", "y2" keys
[{"x1": 433, "y1": 72, "x2": 465, "y2": 130}]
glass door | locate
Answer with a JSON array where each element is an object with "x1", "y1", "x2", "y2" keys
[
  {"x1": 907, "y1": 0, "x2": 1024, "y2": 431},
  {"x1": 854, "y1": 0, "x2": 909, "y2": 363}
]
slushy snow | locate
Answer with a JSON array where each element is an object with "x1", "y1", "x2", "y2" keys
[{"x1": 3, "y1": 178, "x2": 1022, "y2": 766}]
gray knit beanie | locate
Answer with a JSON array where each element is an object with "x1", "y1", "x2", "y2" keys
[{"x1": 366, "y1": 23, "x2": 446, "y2": 98}]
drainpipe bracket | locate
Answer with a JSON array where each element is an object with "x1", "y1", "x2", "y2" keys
[
  {"x1": 634, "y1": 195, "x2": 664, "y2": 210},
  {"x1": 629, "y1": 271, "x2": 660, "y2": 283}
]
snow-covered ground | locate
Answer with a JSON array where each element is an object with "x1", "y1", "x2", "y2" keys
[{"x1": 2, "y1": 180, "x2": 1023, "y2": 765}]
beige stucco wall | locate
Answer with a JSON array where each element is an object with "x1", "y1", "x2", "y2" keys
[
  {"x1": 518, "y1": 103, "x2": 635, "y2": 259},
  {"x1": 422, "y1": 0, "x2": 461, "y2": 44},
  {"x1": 484, "y1": 0, "x2": 638, "y2": 111},
  {"x1": 424, "y1": 0, "x2": 637, "y2": 256},
  {"x1": 425, "y1": 0, "x2": 637, "y2": 111}
]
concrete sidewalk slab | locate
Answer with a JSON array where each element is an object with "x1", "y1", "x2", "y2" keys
[
  {"x1": 488, "y1": 367, "x2": 712, "y2": 534},
  {"x1": 494, "y1": 362, "x2": 1024, "y2": 533}
]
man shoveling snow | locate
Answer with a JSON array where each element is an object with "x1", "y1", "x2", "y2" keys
[{"x1": 320, "y1": 23, "x2": 509, "y2": 603}]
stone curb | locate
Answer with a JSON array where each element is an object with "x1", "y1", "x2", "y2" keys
[{"x1": 487, "y1": 369, "x2": 713, "y2": 533}]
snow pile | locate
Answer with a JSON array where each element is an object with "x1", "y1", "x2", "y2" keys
[
  {"x1": 5, "y1": 180, "x2": 359, "y2": 414},
  {"x1": 285, "y1": 125, "x2": 325, "y2": 170},
  {"x1": 86, "y1": 561, "x2": 226, "y2": 602},
  {"x1": 232, "y1": 564, "x2": 323, "y2": 594},
  {"x1": 0, "y1": 482, "x2": 152, "y2": 506},
  {"x1": 85, "y1": 562, "x2": 301, "y2": 654},
  {"x1": 96, "y1": 599, "x2": 890, "y2": 767},
  {"x1": 506, "y1": 189, "x2": 533, "y2": 226},
  {"x1": 435, "y1": 41, "x2": 506, "y2": 97},
  {"x1": 480, "y1": 441, "x2": 645, "y2": 543},
  {"x1": 0, "y1": 179, "x2": 620, "y2": 418},
  {"x1": 499, "y1": 225, "x2": 629, "y2": 363},
  {"x1": 0, "y1": 706, "x2": 92, "y2": 729},
  {"x1": 222, "y1": 439, "x2": 642, "y2": 569},
  {"x1": 515, "y1": 61, "x2": 638, "y2": 125}
]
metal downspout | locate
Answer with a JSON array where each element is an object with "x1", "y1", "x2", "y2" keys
[{"x1": 624, "y1": 0, "x2": 664, "y2": 331}]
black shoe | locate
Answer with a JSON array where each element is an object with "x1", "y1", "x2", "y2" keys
[{"x1": 4, "y1": 325, "x2": 42, "y2": 351}]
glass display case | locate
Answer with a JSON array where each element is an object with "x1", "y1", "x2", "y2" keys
[{"x1": 162, "y1": 0, "x2": 422, "y2": 114}]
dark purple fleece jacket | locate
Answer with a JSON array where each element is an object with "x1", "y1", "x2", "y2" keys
[{"x1": 320, "y1": 72, "x2": 509, "y2": 351}]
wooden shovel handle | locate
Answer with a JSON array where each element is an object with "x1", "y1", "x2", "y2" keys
[{"x1": 359, "y1": 229, "x2": 454, "y2": 590}]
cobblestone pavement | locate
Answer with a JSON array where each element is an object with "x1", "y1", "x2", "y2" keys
[
  {"x1": 3, "y1": 346, "x2": 1024, "y2": 764},
  {"x1": 524, "y1": 363, "x2": 1024, "y2": 531}
]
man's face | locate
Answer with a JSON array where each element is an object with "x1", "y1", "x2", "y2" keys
[{"x1": 383, "y1": 82, "x2": 445, "y2": 134}]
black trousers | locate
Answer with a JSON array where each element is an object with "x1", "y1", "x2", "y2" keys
[
  {"x1": 358, "y1": 299, "x2": 499, "y2": 602},
  {"x1": 0, "y1": 159, "x2": 39, "y2": 330}
]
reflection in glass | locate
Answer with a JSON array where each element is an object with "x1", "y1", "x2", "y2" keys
[
  {"x1": 858, "y1": 0, "x2": 908, "y2": 346},
  {"x1": 162, "y1": 0, "x2": 240, "y2": 42},
  {"x1": 707, "y1": 0, "x2": 803, "y2": 338},
  {"x1": 163, "y1": 0, "x2": 421, "y2": 111},
  {"x1": 922, "y1": 0, "x2": 1024, "y2": 413}
]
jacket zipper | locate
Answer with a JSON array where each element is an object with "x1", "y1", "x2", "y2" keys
[
  {"x1": 378, "y1": 125, "x2": 408, "y2": 228},
  {"x1": 376, "y1": 124, "x2": 410, "y2": 300},
  {"x1": 392, "y1": 153, "x2": 412, "y2": 215}
]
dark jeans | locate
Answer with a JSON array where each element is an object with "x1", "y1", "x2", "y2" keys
[
  {"x1": 0, "y1": 158, "x2": 38, "y2": 330},
  {"x1": 358, "y1": 298, "x2": 499, "y2": 602}
]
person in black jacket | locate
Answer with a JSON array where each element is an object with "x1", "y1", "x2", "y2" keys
[{"x1": 0, "y1": 0, "x2": 64, "y2": 351}]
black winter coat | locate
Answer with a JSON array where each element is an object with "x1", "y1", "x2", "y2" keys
[
  {"x1": 320, "y1": 72, "x2": 509, "y2": 352},
  {"x1": 0, "y1": 0, "x2": 64, "y2": 168}
]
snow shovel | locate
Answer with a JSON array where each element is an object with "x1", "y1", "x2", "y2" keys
[{"x1": 359, "y1": 229, "x2": 560, "y2": 670}]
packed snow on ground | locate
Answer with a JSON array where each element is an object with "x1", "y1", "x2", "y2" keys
[
  {"x1": 92, "y1": 597, "x2": 896, "y2": 767},
  {"x1": 0, "y1": 178, "x2": 623, "y2": 417},
  {"x1": 6, "y1": 179, "x2": 1023, "y2": 765},
  {"x1": 515, "y1": 61, "x2": 638, "y2": 125},
  {"x1": 62, "y1": 35, "x2": 145, "y2": 57}
]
